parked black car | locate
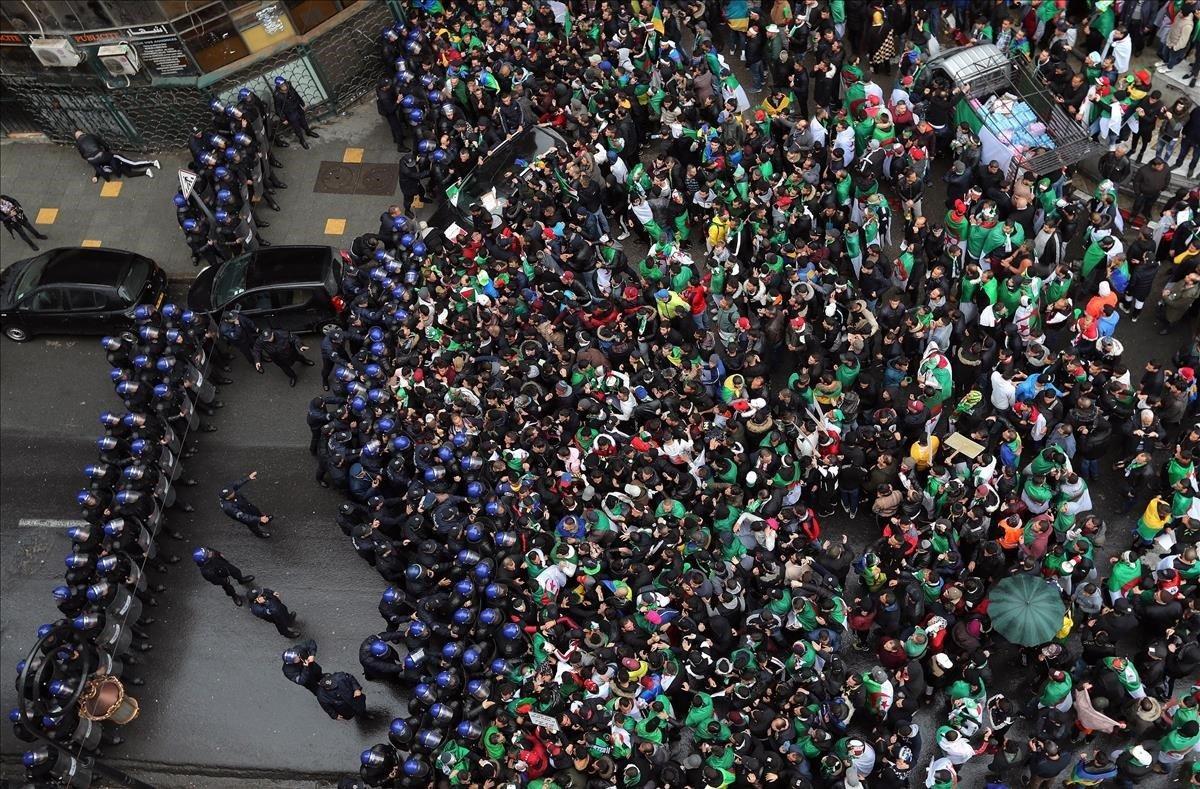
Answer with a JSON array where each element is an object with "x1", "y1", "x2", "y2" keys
[
  {"x1": 187, "y1": 245, "x2": 346, "y2": 333},
  {"x1": 0, "y1": 247, "x2": 167, "y2": 342}
]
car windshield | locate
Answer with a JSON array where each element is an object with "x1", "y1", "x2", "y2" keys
[
  {"x1": 12, "y1": 254, "x2": 49, "y2": 303},
  {"x1": 211, "y1": 254, "x2": 253, "y2": 306},
  {"x1": 117, "y1": 259, "x2": 151, "y2": 303},
  {"x1": 453, "y1": 127, "x2": 565, "y2": 217}
]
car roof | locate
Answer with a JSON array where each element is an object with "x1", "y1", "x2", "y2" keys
[
  {"x1": 39, "y1": 248, "x2": 138, "y2": 288},
  {"x1": 243, "y1": 246, "x2": 332, "y2": 287}
]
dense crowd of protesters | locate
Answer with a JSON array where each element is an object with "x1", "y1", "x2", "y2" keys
[{"x1": 305, "y1": 2, "x2": 1200, "y2": 787}]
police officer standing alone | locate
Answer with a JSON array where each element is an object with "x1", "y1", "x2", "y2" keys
[
  {"x1": 282, "y1": 640, "x2": 322, "y2": 694},
  {"x1": 193, "y1": 547, "x2": 255, "y2": 605},
  {"x1": 253, "y1": 328, "x2": 314, "y2": 387},
  {"x1": 316, "y1": 671, "x2": 366, "y2": 721},
  {"x1": 249, "y1": 587, "x2": 301, "y2": 638},
  {"x1": 273, "y1": 77, "x2": 319, "y2": 149},
  {"x1": 218, "y1": 470, "x2": 273, "y2": 538}
]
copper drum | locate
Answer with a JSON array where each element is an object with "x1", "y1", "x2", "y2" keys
[{"x1": 79, "y1": 676, "x2": 140, "y2": 725}]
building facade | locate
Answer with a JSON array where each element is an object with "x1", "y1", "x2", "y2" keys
[{"x1": 0, "y1": 0, "x2": 402, "y2": 151}]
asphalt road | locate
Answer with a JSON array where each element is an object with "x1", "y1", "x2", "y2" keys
[{"x1": 0, "y1": 330, "x2": 400, "y2": 786}]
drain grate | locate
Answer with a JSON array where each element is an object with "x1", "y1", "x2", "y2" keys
[{"x1": 314, "y1": 161, "x2": 397, "y2": 196}]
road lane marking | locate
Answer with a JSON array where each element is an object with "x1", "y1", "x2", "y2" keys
[
  {"x1": 342, "y1": 147, "x2": 364, "y2": 163},
  {"x1": 324, "y1": 218, "x2": 346, "y2": 235},
  {"x1": 100, "y1": 181, "x2": 122, "y2": 197},
  {"x1": 35, "y1": 208, "x2": 59, "y2": 225},
  {"x1": 18, "y1": 518, "x2": 83, "y2": 529},
  {"x1": 81, "y1": 239, "x2": 102, "y2": 247}
]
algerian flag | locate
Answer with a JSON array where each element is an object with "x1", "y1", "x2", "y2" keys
[{"x1": 548, "y1": 0, "x2": 570, "y2": 34}]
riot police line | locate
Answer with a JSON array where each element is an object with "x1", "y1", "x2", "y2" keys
[{"x1": 12, "y1": 305, "x2": 220, "y2": 788}]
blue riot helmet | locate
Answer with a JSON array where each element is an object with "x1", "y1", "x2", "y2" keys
[
  {"x1": 434, "y1": 670, "x2": 458, "y2": 689},
  {"x1": 361, "y1": 745, "x2": 390, "y2": 767},
  {"x1": 416, "y1": 138, "x2": 435, "y2": 154},
  {"x1": 209, "y1": 98, "x2": 225, "y2": 113},
  {"x1": 452, "y1": 608, "x2": 474, "y2": 626},
  {"x1": 96, "y1": 436, "x2": 119, "y2": 452},
  {"x1": 399, "y1": 232, "x2": 415, "y2": 248},
  {"x1": 233, "y1": 132, "x2": 252, "y2": 147},
  {"x1": 238, "y1": 87, "x2": 252, "y2": 101},
  {"x1": 215, "y1": 208, "x2": 230, "y2": 223},
  {"x1": 403, "y1": 269, "x2": 419, "y2": 285},
  {"x1": 391, "y1": 215, "x2": 408, "y2": 231},
  {"x1": 494, "y1": 530, "x2": 516, "y2": 548},
  {"x1": 431, "y1": 148, "x2": 447, "y2": 163},
  {"x1": 192, "y1": 547, "x2": 213, "y2": 564},
  {"x1": 465, "y1": 482, "x2": 485, "y2": 499},
  {"x1": 369, "y1": 266, "x2": 388, "y2": 283},
  {"x1": 489, "y1": 657, "x2": 509, "y2": 676},
  {"x1": 52, "y1": 585, "x2": 70, "y2": 601},
  {"x1": 367, "y1": 325, "x2": 384, "y2": 342},
  {"x1": 391, "y1": 435, "x2": 412, "y2": 452},
  {"x1": 404, "y1": 563, "x2": 422, "y2": 582},
  {"x1": 413, "y1": 682, "x2": 437, "y2": 705},
  {"x1": 411, "y1": 240, "x2": 427, "y2": 256},
  {"x1": 423, "y1": 466, "x2": 445, "y2": 482},
  {"x1": 453, "y1": 578, "x2": 474, "y2": 597},
  {"x1": 334, "y1": 365, "x2": 355, "y2": 382},
  {"x1": 103, "y1": 517, "x2": 129, "y2": 537},
  {"x1": 450, "y1": 431, "x2": 468, "y2": 448},
  {"x1": 407, "y1": 108, "x2": 424, "y2": 124},
  {"x1": 216, "y1": 188, "x2": 233, "y2": 204},
  {"x1": 461, "y1": 645, "x2": 482, "y2": 668},
  {"x1": 435, "y1": 445, "x2": 454, "y2": 463},
  {"x1": 457, "y1": 549, "x2": 481, "y2": 566},
  {"x1": 441, "y1": 640, "x2": 464, "y2": 661},
  {"x1": 121, "y1": 464, "x2": 147, "y2": 482},
  {"x1": 182, "y1": 217, "x2": 199, "y2": 233},
  {"x1": 165, "y1": 328, "x2": 182, "y2": 344},
  {"x1": 401, "y1": 94, "x2": 417, "y2": 109},
  {"x1": 381, "y1": 587, "x2": 401, "y2": 605},
  {"x1": 403, "y1": 757, "x2": 429, "y2": 777},
  {"x1": 83, "y1": 463, "x2": 107, "y2": 480},
  {"x1": 349, "y1": 395, "x2": 367, "y2": 413},
  {"x1": 429, "y1": 702, "x2": 456, "y2": 724},
  {"x1": 200, "y1": 150, "x2": 218, "y2": 166},
  {"x1": 460, "y1": 456, "x2": 483, "y2": 472},
  {"x1": 172, "y1": 192, "x2": 187, "y2": 208},
  {"x1": 485, "y1": 500, "x2": 502, "y2": 516},
  {"x1": 457, "y1": 721, "x2": 482, "y2": 739},
  {"x1": 132, "y1": 354, "x2": 153, "y2": 369},
  {"x1": 403, "y1": 653, "x2": 424, "y2": 672},
  {"x1": 206, "y1": 133, "x2": 225, "y2": 148},
  {"x1": 500, "y1": 622, "x2": 521, "y2": 640},
  {"x1": 85, "y1": 582, "x2": 110, "y2": 602},
  {"x1": 473, "y1": 561, "x2": 492, "y2": 582},
  {"x1": 155, "y1": 357, "x2": 175, "y2": 373},
  {"x1": 76, "y1": 490, "x2": 98, "y2": 507},
  {"x1": 66, "y1": 525, "x2": 91, "y2": 543},
  {"x1": 373, "y1": 249, "x2": 389, "y2": 263},
  {"x1": 389, "y1": 717, "x2": 414, "y2": 745},
  {"x1": 95, "y1": 555, "x2": 119, "y2": 575},
  {"x1": 416, "y1": 729, "x2": 443, "y2": 749},
  {"x1": 129, "y1": 439, "x2": 149, "y2": 457},
  {"x1": 274, "y1": 76, "x2": 286, "y2": 86},
  {"x1": 485, "y1": 583, "x2": 506, "y2": 601},
  {"x1": 152, "y1": 383, "x2": 171, "y2": 399},
  {"x1": 71, "y1": 613, "x2": 100, "y2": 632},
  {"x1": 101, "y1": 335, "x2": 123, "y2": 351},
  {"x1": 466, "y1": 678, "x2": 491, "y2": 700},
  {"x1": 377, "y1": 417, "x2": 396, "y2": 433},
  {"x1": 367, "y1": 388, "x2": 388, "y2": 404},
  {"x1": 408, "y1": 620, "x2": 428, "y2": 639},
  {"x1": 478, "y1": 607, "x2": 501, "y2": 626},
  {"x1": 464, "y1": 523, "x2": 484, "y2": 543},
  {"x1": 133, "y1": 304, "x2": 155, "y2": 322},
  {"x1": 214, "y1": 165, "x2": 230, "y2": 181},
  {"x1": 224, "y1": 147, "x2": 240, "y2": 162},
  {"x1": 368, "y1": 638, "x2": 390, "y2": 658}
]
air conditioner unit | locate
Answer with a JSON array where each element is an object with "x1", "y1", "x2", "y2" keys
[
  {"x1": 97, "y1": 43, "x2": 141, "y2": 76},
  {"x1": 30, "y1": 38, "x2": 84, "y2": 68}
]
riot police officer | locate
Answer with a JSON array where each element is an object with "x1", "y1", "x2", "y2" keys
[
  {"x1": 282, "y1": 640, "x2": 322, "y2": 693},
  {"x1": 218, "y1": 470, "x2": 273, "y2": 538},
  {"x1": 193, "y1": 547, "x2": 254, "y2": 605},
  {"x1": 316, "y1": 671, "x2": 365, "y2": 720},
  {"x1": 248, "y1": 588, "x2": 300, "y2": 638},
  {"x1": 273, "y1": 77, "x2": 319, "y2": 148}
]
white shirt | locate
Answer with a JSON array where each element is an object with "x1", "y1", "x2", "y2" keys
[{"x1": 991, "y1": 371, "x2": 1017, "y2": 410}]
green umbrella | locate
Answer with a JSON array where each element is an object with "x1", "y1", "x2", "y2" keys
[{"x1": 988, "y1": 574, "x2": 1065, "y2": 647}]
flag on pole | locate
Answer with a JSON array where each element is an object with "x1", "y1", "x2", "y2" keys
[{"x1": 651, "y1": 1, "x2": 664, "y2": 34}]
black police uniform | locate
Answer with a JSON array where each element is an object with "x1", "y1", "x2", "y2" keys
[
  {"x1": 200, "y1": 554, "x2": 253, "y2": 603},
  {"x1": 253, "y1": 329, "x2": 314, "y2": 386},
  {"x1": 219, "y1": 475, "x2": 271, "y2": 538},
  {"x1": 316, "y1": 671, "x2": 365, "y2": 720},
  {"x1": 249, "y1": 588, "x2": 299, "y2": 637}
]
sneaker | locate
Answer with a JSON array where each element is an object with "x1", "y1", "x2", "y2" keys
[
  {"x1": 1156, "y1": 65, "x2": 1171, "y2": 73},
  {"x1": 153, "y1": 159, "x2": 161, "y2": 169},
  {"x1": 617, "y1": 226, "x2": 631, "y2": 240},
  {"x1": 145, "y1": 168, "x2": 154, "y2": 178},
  {"x1": 1131, "y1": 315, "x2": 1138, "y2": 323}
]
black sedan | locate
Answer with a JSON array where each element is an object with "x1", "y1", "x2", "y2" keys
[
  {"x1": 187, "y1": 245, "x2": 346, "y2": 333},
  {"x1": 0, "y1": 247, "x2": 167, "y2": 342}
]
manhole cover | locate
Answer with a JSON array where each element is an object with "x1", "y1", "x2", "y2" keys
[
  {"x1": 358, "y1": 163, "x2": 398, "y2": 196},
  {"x1": 314, "y1": 161, "x2": 359, "y2": 194}
]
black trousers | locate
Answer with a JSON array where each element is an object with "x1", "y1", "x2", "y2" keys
[{"x1": 6, "y1": 219, "x2": 46, "y2": 249}]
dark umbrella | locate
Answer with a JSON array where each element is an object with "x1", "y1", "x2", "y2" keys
[{"x1": 988, "y1": 574, "x2": 1065, "y2": 647}]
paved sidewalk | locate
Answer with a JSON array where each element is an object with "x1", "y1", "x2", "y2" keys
[{"x1": 0, "y1": 103, "x2": 419, "y2": 280}]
